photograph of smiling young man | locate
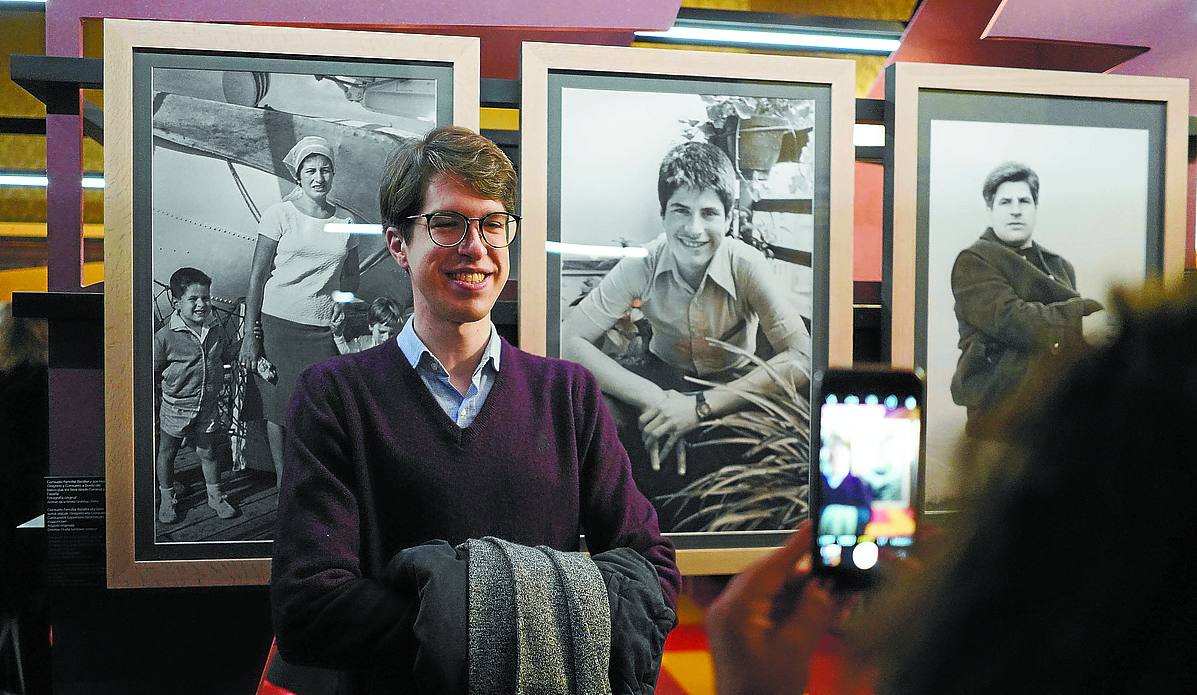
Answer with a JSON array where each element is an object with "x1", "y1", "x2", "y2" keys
[
  {"x1": 271, "y1": 126, "x2": 679, "y2": 692},
  {"x1": 562, "y1": 140, "x2": 811, "y2": 532},
  {"x1": 949, "y1": 162, "x2": 1105, "y2": 435}
]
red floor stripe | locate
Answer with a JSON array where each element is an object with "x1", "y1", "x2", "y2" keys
[
  {"x1": 663, "y1": 623, "x2": 709, "y2": 652},
  {"x1": 807, "y1": 636, "x2": 877, "y2": 695}
]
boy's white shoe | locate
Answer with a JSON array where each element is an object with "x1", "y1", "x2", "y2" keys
[
  {"x1": 159, "y1": 490, "x2": 178, "y2": 524},
  {"x1": 208, "y1": 493, "x2": 237, "y2": 520}
]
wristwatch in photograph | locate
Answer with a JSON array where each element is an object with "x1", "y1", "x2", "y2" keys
[{"x1": 694, "y1": 391, "x2": 712, "y2": 420}]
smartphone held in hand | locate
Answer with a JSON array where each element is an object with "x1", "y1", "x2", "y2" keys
[{"x1": 811, "y1": 367, "x2": 924, "y2": 589}]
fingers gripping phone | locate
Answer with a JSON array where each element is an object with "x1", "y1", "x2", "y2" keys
[{"x1": 811, "y1": 368, "x2": 924, "y2": 589}]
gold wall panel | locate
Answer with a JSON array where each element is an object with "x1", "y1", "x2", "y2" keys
[
  {"x1": 0, "y1": 189, "x2": 105, "y2": 225},
  {"x1": 0, "y1": 134, "x2": 103, "y2": 172},
  {"x1": 1, "y1": 11, "x2": 47, "y2": 118}
]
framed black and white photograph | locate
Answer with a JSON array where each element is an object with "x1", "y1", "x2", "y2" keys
[
  {"x1": 884, "y1": 63, "x2": 1188, "y2": 511},
  {"x1": 104, "y1": 19, "x2": 479, "y2": 587},
  {"x1": 521, "y1": 43, "x2": 855, "y2": 574}
]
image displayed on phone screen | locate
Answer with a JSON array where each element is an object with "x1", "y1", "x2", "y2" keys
[{"x1": 816, "y1": 393, "x2": 920, "y2": 572}]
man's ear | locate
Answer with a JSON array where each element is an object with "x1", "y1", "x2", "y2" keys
[{"x1": 384, "y1": 226, "x2": 409, "y2": 270}]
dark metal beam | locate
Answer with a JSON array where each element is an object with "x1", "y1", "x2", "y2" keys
[
  {"x1": 10, "y1": 55, "x2": 103, "y2": 99},
  {"x1": 0, "y1": 1, "x2": 47, "y2": 11},
  {"x1": 82, "y1": 99, "x2": 103, "y2": 144},
  {"x1": 12, "y1": 291, "x2": 103, "y2": 322},
  {"x1": 855, "y1": 98, "x2": 885, "y2": 123},
  {"x1": 9, "y1": 56, "x2": 105, "y2": 143},
  {"x1": 481, "y1": 78, "x2": 519, "y2": 109},
  {"x1": 0, "y1": 117, "x2": 45, "y2": 135},
  {"x1": 855, "y1": 146, "x2": 884, "y2": 162}
]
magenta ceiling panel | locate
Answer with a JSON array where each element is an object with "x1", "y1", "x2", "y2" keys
[
  {"x1": 867, "y1": 0, "x2": 1193, "y2": 113},
  {"x1": 45, "y1": 0, "x2": 681, "y2": 52},
  {"x1": 49, "y1": 0, "x2": 681, "y2": 30},
  {"x1": 984, "y1": 0, "x2": 1180, "y2": 47},
  {"x1": 986, "y1": 0, "x2": 1197, "y2": 111},
  {"x1": 866, "y1": 0, "x2": 1143, "y2": 98}
]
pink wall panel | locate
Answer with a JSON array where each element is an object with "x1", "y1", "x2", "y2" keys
[{"x1": 854, "y1": 161, "x2": 884, "y2": 282}]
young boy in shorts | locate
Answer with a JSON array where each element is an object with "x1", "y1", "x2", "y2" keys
[
  {"x1": 331, "y1": 295, "x2": 406, "y2": 354},
  {"x1": 154, "y1": 267, "x2": 239, "y2": 524}
]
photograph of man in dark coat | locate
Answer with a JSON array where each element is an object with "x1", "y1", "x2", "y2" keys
[{"x1": 949, "y1": 162, "x2": 1104, "y2": 435}]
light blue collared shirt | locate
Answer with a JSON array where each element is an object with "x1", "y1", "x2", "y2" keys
[{"x1": 396, "y1": 318, "x2": 502, "y2": 428}]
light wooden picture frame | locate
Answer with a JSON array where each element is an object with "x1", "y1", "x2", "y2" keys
[
  {"x1": 520, "y1": 42, "x2": 855, "y2": 575},
  {"x1": 104, "y1": 19, "x2": 479, "y2": 588},
  {"x1": 884, "y1": 62, "x2": 1188, "y2": 511}
]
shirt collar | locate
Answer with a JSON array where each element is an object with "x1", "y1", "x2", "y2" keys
[
  {"x1": 703, "y1": 237, "x2": 738, "y2": 298},
  {"x1": 169, "y1": 311, "x2": 213, "y2": 335},
  {"x1": 649, "y1": 232, "x2": 738, "y2": 299},
  {"x1": 396, "y1": 317, "x2": 502, "y2": 376}
]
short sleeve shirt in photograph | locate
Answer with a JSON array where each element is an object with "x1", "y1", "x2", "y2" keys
[
  {"x1": 258, "y1": 199, "x2": 358, "y2": 326},
  {"x1": 571, "y1": 233, "x2": 811, "y2": 377}
]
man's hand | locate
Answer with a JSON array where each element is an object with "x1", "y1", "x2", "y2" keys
[
  {"x1": 707, "y1": 522, "x2": 838, "y2": 695},
  {"x1": 640, "y1": 390, "x2": 700, "y2": 474},
  {"x1": 639, "y1": 390, "x2": 699, "y2": 442}
]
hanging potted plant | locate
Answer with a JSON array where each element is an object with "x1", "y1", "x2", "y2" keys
[{"x1": 684, "y1": 96, "x2": 814, "y2": 178}]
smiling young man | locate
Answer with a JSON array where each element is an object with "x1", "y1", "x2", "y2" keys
[
  {"x1": 950, "y1": 161, "x2": 1104, "y2": 434},
  {"x1": 270, "y1": 127, "x2": 679, "y2": 693},
  {"x1": 562, "y1": 141, "x2": 810, "y2": 530}
]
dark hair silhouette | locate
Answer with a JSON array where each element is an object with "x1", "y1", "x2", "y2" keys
[{"x1": 861, "y1": 283, "x2": 1197, "y2": 694}]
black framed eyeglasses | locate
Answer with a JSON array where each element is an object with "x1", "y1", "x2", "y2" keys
[{"x1": 405, "y1": 211, "x2": 521, "y2": 248}]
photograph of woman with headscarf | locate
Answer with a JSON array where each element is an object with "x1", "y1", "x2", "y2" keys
[
  {"x1": 147, "y1": 64, "x2": 440, "y2": 544},
  {"x1": 239, "y1": 135, "x2": 359, "y2": 485}
]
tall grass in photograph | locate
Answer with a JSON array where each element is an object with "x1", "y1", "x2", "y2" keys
[{"x1": 658, "y1": 339, "x2": 810, "y2": 532}]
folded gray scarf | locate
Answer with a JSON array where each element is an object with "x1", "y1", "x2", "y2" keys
[{"x1": 466, "y1": 537, "x2": 612, "y2": 695}]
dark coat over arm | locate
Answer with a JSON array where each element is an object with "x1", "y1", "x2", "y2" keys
[{"x1": 949, "y1": 229, "x2": 1103, "y2": 424}]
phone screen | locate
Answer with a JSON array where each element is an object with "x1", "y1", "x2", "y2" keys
[{"x1": 814, "y1": 380, "x2": 921, "y2": 577}]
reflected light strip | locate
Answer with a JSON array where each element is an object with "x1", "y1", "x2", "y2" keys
[
  {"x1": 546, "y1": 241, "x2": 649, "y2": 258},
  {"x1": 854, "y1": 124, "x2": 884, "y2": 147},
  {"x1": 635, "y1": 26, "x2": 900, "y2": 54},
  {"x1": 325, "y1": 223, "x2": 383, "y2": 235},
  {"x1": 0, "y1": 174, "x2": 105, "y2": 188}
]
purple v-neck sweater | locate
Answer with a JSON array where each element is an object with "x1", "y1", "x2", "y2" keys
[{"x1": 271, "y1": 336, "x2": 678, "y2": 677}]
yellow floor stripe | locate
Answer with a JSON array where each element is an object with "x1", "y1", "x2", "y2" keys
[{"x1": 661, "y1": 651, "x2": 715, "y2": 695}]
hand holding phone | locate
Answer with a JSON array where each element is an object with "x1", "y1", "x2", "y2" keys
[
  {"x1": 707, "y1": 522, "x2": 837, "y2": 695},
  {"x1": 811, "y1": 368, "x2": 924, "y2": 590}
]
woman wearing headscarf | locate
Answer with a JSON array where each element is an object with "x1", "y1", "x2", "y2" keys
[{"x1": 239, "y1": 136, "x2": 359, "y2": 485}]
